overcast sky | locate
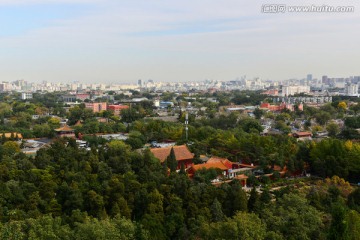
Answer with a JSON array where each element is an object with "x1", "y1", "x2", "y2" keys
[{"x1": 0, "y1": 0, "x2": 359, "y2": 83}]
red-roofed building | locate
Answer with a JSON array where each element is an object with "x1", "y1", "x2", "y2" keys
[
  {"x1": 187, "y1": 156, "x2": 240, "y2": 179},
  {"x1": 234, "y1": 174, "x2": 249, "y2": 187},
  {"x1": 76, "y1": 94, "x2": 90, "y2": 101},
  {"x1": 189, "y1": 161, "x2": 228, "y2": 176},
  {"x1": 55, "y1": 125, "x2": 75, "y2": 138},
  {"x1": 150, "y1": 145, "x2": 194, "y2": 169},
  {"x1": 293, "y1": 131, "x2": 312, "y2": 139},
  {"x1": 207, "y1": 157, "x2": 234, "y2": 169},
  {"x1": 107, "y1": 105, "x2": 129, "y2": 116}
]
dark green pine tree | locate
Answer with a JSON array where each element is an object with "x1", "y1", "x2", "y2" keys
[
  {"x1": 163, "y1": 159, "x2": 169, "y2": 176},
  {"x1": 348, "y1": 188, "x2": 360, "y2": 212},
  {"x1": 141, "y1": 189, "x2": 166, "y2": 240},
  {"x1": 179, "y1": 162, "x2": 186, "y2": 175},
  {"x1": 230, "y1": 181, "x2": 248, "y2": 214},
  {"x1": 259, "y1": 188, "x2": 272, "y2": 205},
  {"x1": 10, "y1": 132, "x2": 15, "y2": 141},
  {"x1": 166, "y1": 148, "x2": 177, "y2": 172},
  {"x1": 135, "y1": 222, "x2": 148, "y2": 240},
  {"x1": 211, "y1": 198, "x2": 225, "y2": 222},
  {"x1": 328, "y1": 203, "x2": 349, "y2": 240},
  {"x1": 164, "y1": 195, "x2": 185, "y2": 239},
  {"x1": 0, "y1": 144, "x2": 3, "y2": 161},
  {"x1": 0, "y1": 134, "x2": 6, "y2": 144},
  {"x1": 178, "y1": 109, "x2": 183, "y2": 120},
  {"x1": 248, "y1": 186, "x2": 260, "y2": 213},
  {"x1": 68, "y1": 138, "x2": 78, "y2": 149}
]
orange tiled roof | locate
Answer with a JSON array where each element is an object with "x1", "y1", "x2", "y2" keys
[
  {"x1": 234, "y1": 174, "x2": 249, "y2": 180},
  {"x1": 55, "y1": 125, "x2": 74, "y2": 132},
  {"x1": 294, "y1": 131, "x2": 312, "y2": 137},
  {"x1": 207, "y1": 156, "x2": 227, "y2": 163},
  {"x1": 192, "y1": 161, "x2": 230, "y2": 171},
  {"x1": 271, "y1": 165, "x2": 282, "y2": 171},
  {"x1": 207, "y1": 156, "x2": 233, "y2": 169},
  {"x1": 150, "y1": 145, "x2": 194, "y2": 163}
]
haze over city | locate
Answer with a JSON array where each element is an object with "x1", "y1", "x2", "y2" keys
[{"x1": 1, "y1": 0, "x2": 360, "y2": 83}]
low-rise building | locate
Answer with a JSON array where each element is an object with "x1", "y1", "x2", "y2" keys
[
  {"x1": 188, "y1": 157, "x2": 233, "y2": 176},
  {"x1": 292, "y1": 131, "x2": 312, "y2": 140},
  {"x1": 260, "y1": 102, "x2": 294, "y2": 112},
  {"x1": 150, "y1": 145, "x2": 194, "y2": 170},
  {"x1": 85, "y1": 102, "x2": 107, "y2": 113},
  {"x1": 107, "y1": 104, "x2": 129, "y2": 116},
  {"x1": 159, "y1": 101, "x2": 174, "y2": 108},
  {"x1": 187, "y1": 157, "x2": 249, "y2": 186},
  {"x1": 54, "y1": 125, "x2": 75, "y2": 138},
  {"x1": 76, "y1": 93, "x2": 91, "y2": 101},
  {"x1": 62, "y1": 94, "x2": 77, "y2": 102},
  {"x1": 21, "y1": 92, "x2": 33, "y2": 100}
]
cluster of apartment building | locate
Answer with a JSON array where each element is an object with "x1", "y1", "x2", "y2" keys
[
  {"x1": 82, "y1": 102, "x2": 129, "y2": 115},
  {"x1": 0, "y1": 80, "x2": 138, "y2": 92},
  {"x1": 2, "y1": 73, "x2": 360, "y2": 97},
  {"x1": 273, "y1": 96, "x2": 332, "y2": 104}
]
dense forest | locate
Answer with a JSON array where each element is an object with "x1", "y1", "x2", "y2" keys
[
  {"x1": 0, "y1": 134, "x2": 359, "y2": 239},
  {"x1": 0, "y1": 91, "x2": 360, "y2": 239}
]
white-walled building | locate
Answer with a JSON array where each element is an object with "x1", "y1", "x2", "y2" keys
[
  {"x1": 21, "y1": 92, "x2": 33, "y2": 100},
  {"x1": 282, "y1": 85, "x2": 310, "y2": 96},
  {"x1": 0, "y1": 82, "x2": 12, "y2": 92},
  {"x1": 345, "y1": 83, "x2": 359, "y2": 96}
]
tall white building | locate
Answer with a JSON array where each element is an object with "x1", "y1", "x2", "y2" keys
[
  {"x1": 0, "y1": 82, "x2": 12, "y2": 92},
  {"x1": 345, "y1": 83, "x2": 359, "y2": 96},
  {"x1": 70, "y1": 83, "x2": 78, "y2": 91}
]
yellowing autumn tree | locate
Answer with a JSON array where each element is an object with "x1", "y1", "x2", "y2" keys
[{"x1": 338, "y1": 101, "x2": 347, "y2": 110}]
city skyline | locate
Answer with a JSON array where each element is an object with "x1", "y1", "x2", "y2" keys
[{"x1": 1, "y1": 0, "x2": 360, "y2": 83}]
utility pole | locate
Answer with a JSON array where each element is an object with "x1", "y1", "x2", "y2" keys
[{"x1": 185, "y1": 112, "x2": 188, "y2": 142}]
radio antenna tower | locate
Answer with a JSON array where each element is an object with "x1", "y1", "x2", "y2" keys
[{"x1": 185, "y1": 112, "x2": 188, "y2": 142}]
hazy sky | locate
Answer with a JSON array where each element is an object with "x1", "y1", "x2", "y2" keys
[{"x1": 0, "y1": 0, "x2": 359, "y2": 83}]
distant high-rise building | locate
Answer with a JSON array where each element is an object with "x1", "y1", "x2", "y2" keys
[
  {"x1": 137, "y1": 79, "x2": 142, "y2": 87},
  {"x1": 322, "y1": 75, "x2": 329, "y2": 84},
  {"x1": 307, "y1": 74, "x2": 312, "y2": 81},
  {"x1": 352, "y1": 76, "x2": 360, "y2": 84},
  {"x1": 70, "y1": 83, "x2": 78, "y2": 91},
  {"x1": 0, "y1": 82, "x2": 12, "y2": 92},
  {"x1": 14, "y1": 79, "x2": 27, "y2": 88}
]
